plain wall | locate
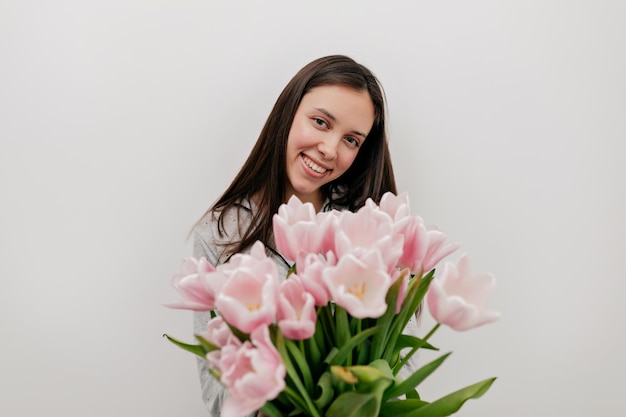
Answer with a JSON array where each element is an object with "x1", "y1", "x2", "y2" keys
[{"x1": 1, "y1": 1, "x2": 624, "y2": 416}]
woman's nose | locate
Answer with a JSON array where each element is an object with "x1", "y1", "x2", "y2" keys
[{"x1": 317, "y1": 136, "x2": 339, "y2": 160}]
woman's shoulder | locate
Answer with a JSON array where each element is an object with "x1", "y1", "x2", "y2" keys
[
  {"x1": 194, "y1": 199, "x2": 255, "y2": 243},
  {"x1": 192, "y1": 200, "x2": 254, "y2": 265}
]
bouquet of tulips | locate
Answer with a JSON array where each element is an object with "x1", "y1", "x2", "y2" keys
[{"x1": 165, "y1": 192, "x2": 500, "y2": 417}]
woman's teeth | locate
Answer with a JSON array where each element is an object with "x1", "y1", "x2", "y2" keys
[{"x1": 303, "y1": 155, "x2": 328, "y2": 173}]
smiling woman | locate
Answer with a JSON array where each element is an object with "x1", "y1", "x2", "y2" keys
[{"x1": 189, "y1": 55, "x2": 406, "y2": 416}]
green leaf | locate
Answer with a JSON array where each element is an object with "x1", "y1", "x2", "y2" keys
[
  {"x1": 282, "y1": 386, "x2": 310, "y2": 414},
  {"x1": 328, "y1": 360, "x2": 394, "y2": 417},
  {"x1": 326, "y1": 390, "x2": 384, "y2": 417},
  {"x1": 285, "y1": 339, "x2": 314, "y2": 394},
  {"x1": 319, "y1": 305, "x2": 336, "y2": 348},
  {"x1": 313, "y1": 372, "x2": 335, "y2": 409},
  {"x1": 390, "y1": 334, "x2": 438, "y2": 372},
  {"x1": 306, "y1": 331, "x2": 322, "y2": 370},
  {"x1": 271, "y1": 391, "x2": 293, "y2": 411},
  {"x1": 326, "y1": 326, "x2": 380, "y2": 366},
  {"x1": 162, "y1": 334, "x2": 207, "y2": 358},
  {"x1": 276, "y1": 333, "x2": 322, "y2": 417},
  {"x1": 226, "y1": 323, "x2": 249, "y2": 342},
  {"x1": 406, "y1": 389, "x2": 421, "y2": 400},
  {"x1": 380, "y1": 398, "x2": 428, "y2": 416},
  {"x1": 352, "y1": 365, "x2": 393, "y2": 394},
  {"x1": 360, "y1": 359, "x2": 394, "y2": 381},
  {"x1": 384, "y1": 352, "x2": 451, "y2": 400},
  {"x1": 356, "y1": 336, "x2": 371, "y2": 365},
  {"x1": 369, "y1": 275, "x2": 402, "y2": 361},
  {"x1": 384, "y1": 271, "x2": 434, "y2": 362},
  {"x1": 194, "y1": 334, "x2": 219, "y2": 352},
  {"x1": 324, "y1": 347, "x2": 339, "y2": 365},
  {"x1": 399, "y1": 377, "x2": 497, "y2": 417},
  {"x1": 259, "y1": 401, "x2": 284, "y2": 417},
  {"x1": 395, "y1": 334, "x2": 438, "y2": 352},
  {"x1": 311, "y1": 313, "x2": 330, "y2": 381},
  {"x1": 334, "y1": 306, "x2": 351, "y2": 348},
  {"x1": 393, "y1": 323, "x2": 441, "y2": 375}
]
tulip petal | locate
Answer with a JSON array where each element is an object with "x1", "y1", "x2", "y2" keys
[{"x1": 427, "y1": 254, "x2": 500, "y2": 331}]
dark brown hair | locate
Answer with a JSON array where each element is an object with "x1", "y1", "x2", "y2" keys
[{"x1": 202, "y1": 55, "x2": 397, "y2": 256}]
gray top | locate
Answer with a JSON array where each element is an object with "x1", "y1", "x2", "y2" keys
[{"x1": 192, "y1": 199, "x2": 419, "y2": 416}]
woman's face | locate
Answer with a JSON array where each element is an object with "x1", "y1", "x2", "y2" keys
[{"x1": 284, "y1": 84, "x2": 375, "y2": 210}]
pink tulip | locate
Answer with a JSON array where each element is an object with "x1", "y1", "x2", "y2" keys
[
  {"x1": 272, "y1": 195, "x2": 335, "y2": 262},
  {"x1": 277, "y1": 275, "x2": 317, "y2": 340},
  {"x1": 315, "y1": 209, "x2": 341, "y2": 255},
  {"x1": 217, "y1": 239, "x2": 274, "y2": 276},
  {"x1": 323, "y1": 251, "x2": 392, "y2": 319},
  {"x1": 165, "y1": 257, "x2": 224, "y2": 311},
  {"x1": 295, "y1": 251, "x2": 335, "y2": 306},
  {"x1": 334, "y1": 205, "x2": 404, "y2": 274},
  {"x1": 201, "y1": 316, "x2": 238, "y2": 349},
  {"x1": 395, "y1": 216, "x2": 428, "y2": 274},
  {"x1": 219, "y1": 326, "x2": 286, "y2": 417},
  {"x1": 396, "y1": 216, "x2": 460, "y2": 276},
  {"x1": 364, "y1": 192, "x2": 459, "y2": 275},
  {"x1": 215, "y1": 242, "x2": 280, "y2": 334},
  {"x1": 371, "y1": 191, "x2": 412, "y2": 222},
  {"x1": 427, "y1": 254, "x2": 501, "y2": 331},
  {"x1": 199, "y1": 316, "x2": 242, "y2": 371},
  {"x1": 422, "y1": 229, "x2": 461, "y2": 273}
]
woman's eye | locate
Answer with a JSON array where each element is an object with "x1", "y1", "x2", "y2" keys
[
  {"x1": 345, "y1": 136, "x2": 360, "y2": 148},
  {"x1": 313, "y1": 118, "x2": 328, "y2": 128}
]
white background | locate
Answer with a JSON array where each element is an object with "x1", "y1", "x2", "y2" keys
[{"x1": 1, "y1": 1, "x2": 625, "y2": 416}]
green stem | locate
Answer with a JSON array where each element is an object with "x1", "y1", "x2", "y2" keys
[
  {"x1": 321, "y1": 305, "x2": 336, "y2": 348},
  {"x1": 353, "y1": 318, "x2": 363, "y2": 365},
  {"x1": 334, "y1": 306, "x2": 351, "y2": 364},
  {"x1": 308, "y1": 332, "x2": 322, "y2": 364},
  {"x1": 383, "y1": 270, "x2": 433, "y2": 362},
  {"x1": 395, "y1": 323, "x2": 440, "y2": 372},
  {"x1": 314, "y1": 308, "x2": 327, "y2": 353},
  {"x1": 276, "y1": 333, "x2": 321, "y2": 417},
  {"x1": 287, "y1": 338, "x2": 314, "y2": 394},
  {"x1": 371, "y1": 271, "x2": 406, "y2": 362}
]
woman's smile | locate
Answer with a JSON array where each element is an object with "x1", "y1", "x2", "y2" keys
[{"x1": 301, "y1": 154, "x2": 330, "y2": 176}]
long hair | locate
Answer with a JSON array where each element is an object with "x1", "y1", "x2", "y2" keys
[{"x1": 202, "y1": 55, "x2": 397, "y2": 257}]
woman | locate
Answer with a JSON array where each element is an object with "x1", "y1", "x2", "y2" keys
[{"x1": 192, "y1": 55, "x2": 410, "y2": 416}]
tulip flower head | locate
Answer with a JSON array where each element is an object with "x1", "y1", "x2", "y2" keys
[
  {"x1": 334, "y1": 204, "x2": 404, "y2": 274},
  {"x1": 277, "y1": 274, "x2": 317, "y2": 340},
  {"x1": 427, "y1": 254, "x2": 501, "y2": 331},
  {"x1": 273, "y1": 195, "x2": 335, "y2": 262},
  {"x1": 219, "y1": 326, "x2": 286, "y2": 417},
  {"x1": 294, "y1": 251, "x2": 335, "y2": 306},
  {"x1": 323, "y1": 250, "x2": 392, "y2": 319},
  {"x1": 215, "y1": 242, "x2": 280, "y2": 334},
  {"x1": 200, "y1": 316, "x2": 242, "y2": 371},
  {"x1": 165, "y1": 257, "x2": 223, "y2": 311},
  {"x1": 374, "y1": 191, "x2": 412, "y2": 222}
]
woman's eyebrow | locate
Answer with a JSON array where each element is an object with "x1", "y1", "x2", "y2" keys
[
  {"x1": 315, "y1": 107, "x2": 336, "y2": 121},
  {"x1": 314, "y1": 107, "x2": 367, "y2": 138}
]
